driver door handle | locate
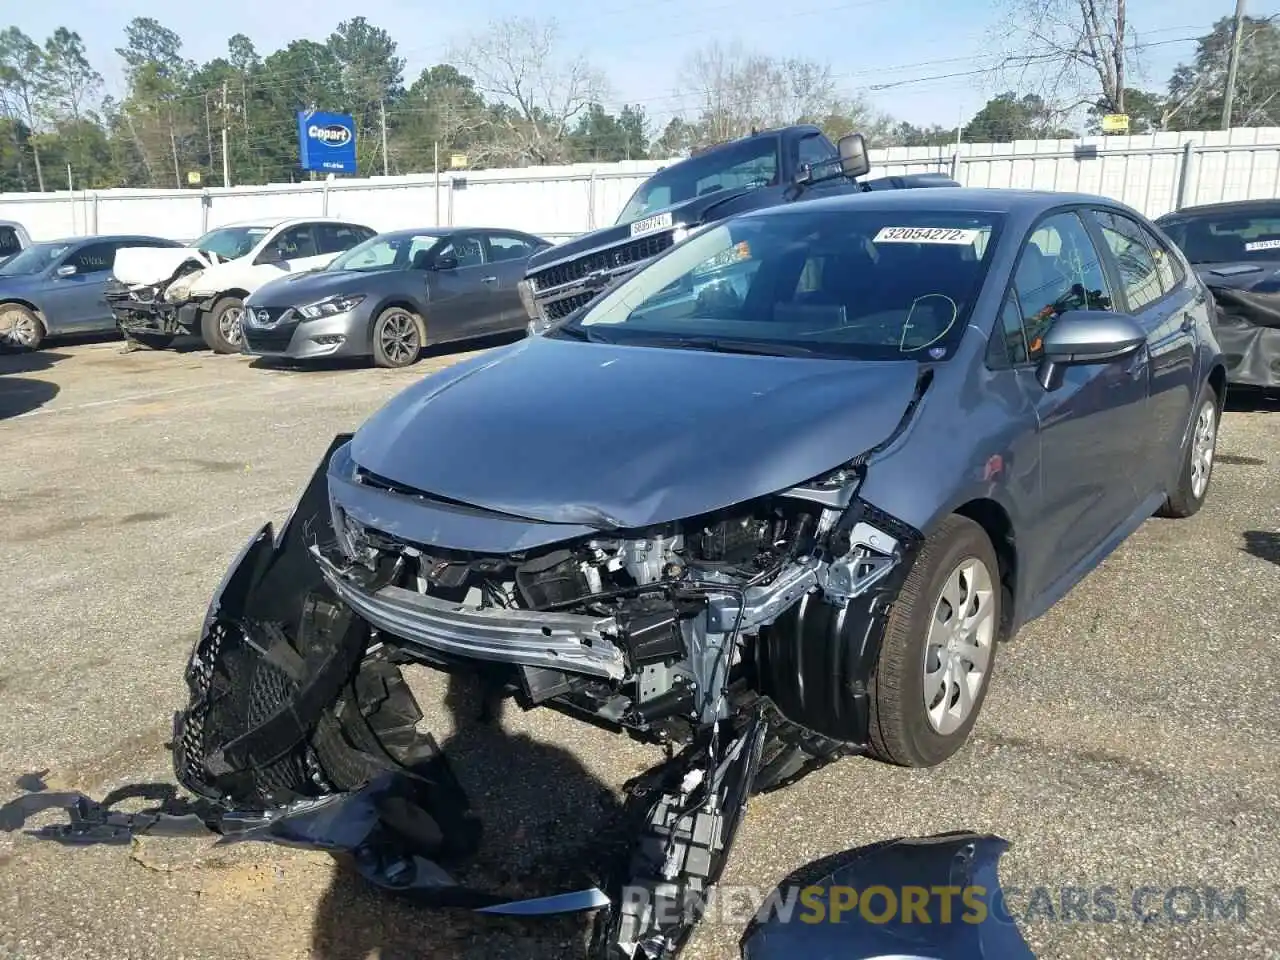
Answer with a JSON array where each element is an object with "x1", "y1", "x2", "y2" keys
[{"x1": 480, "y1": 276, "x2": 497, "y2": 284}]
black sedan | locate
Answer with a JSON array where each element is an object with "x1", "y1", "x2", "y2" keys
[
  {"x1": 241, "y1": 227, "x2": 552, "y2": 367},
  {"x1": 1156, "y1": 199, "x2": 1280, "y2": 390}
]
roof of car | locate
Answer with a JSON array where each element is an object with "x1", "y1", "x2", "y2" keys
[
  {"x1": 751, "y1": 187, "x2": 1134, "y2": 220},
  {"x1": 1154, "y1": 198, "x2": 1280, "y2": 220},
  {"x1": 35, "y1": 234, "x2": 178, "y2": 246},
  {"x1": 211, "y1": 217, "x2": 357, "y2": 230}
]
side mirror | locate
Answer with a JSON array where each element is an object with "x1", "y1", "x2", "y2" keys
[
  {"x1": 1036, "y1": 311, "x2": 1146, "y2": 391},
  {"x1": 55, "y1": 263, "x2": 77, "y2": 277},
  {"x1": 433, "y1": 255, "x2": 458, "y2": 271},
  {"x1": 837, "y1": 133, "x2": 870, "y2": 179}
]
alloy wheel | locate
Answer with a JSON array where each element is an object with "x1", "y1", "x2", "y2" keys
[
  {"x1": 1190, "y1": 399, "x2": 1217, "y2": 500},
  {"x1": 922, "y1": 557, "x2": 996, "y2": 735},
  {"x1": 220, "y1": 306, "x2": 245, "y2": 346},
  {"x1": 1, "y1": 310, "x2": 38, "y2": 348},
  {"x1": 379, "y1": 311, "x2": 420, "y2": 365}
]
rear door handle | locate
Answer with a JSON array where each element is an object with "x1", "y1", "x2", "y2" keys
[{"x1": 481, "y1": 276, "x2": 497, "y2": 284}]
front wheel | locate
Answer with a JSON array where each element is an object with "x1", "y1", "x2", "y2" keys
[
  {"x1": 371, "y1": 307, "x2": 425, "y2": 368},
  {"x1": 1157, "y1": 382, "x2": 1220, "y2": 519},
  {"x1": 201, "y1": 296, "x2": 246, "y2": 354},
  {"x1": 0, "y1": 304, "x2": 45, "y2": 350},
  {"x1": 868, "y1": 514, "x2": 1001, "y2": 768}
]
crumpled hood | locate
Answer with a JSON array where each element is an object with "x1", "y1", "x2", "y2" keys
[
  {"x1": 348, "y1": 334, "x2": 921, "y2": 530},
  {"x1": 1196, "y1": 260, "x2": 1280, "y2": 330},
  {"x1": 113, "y1": 246, "x2": 213, "y2": 286}
]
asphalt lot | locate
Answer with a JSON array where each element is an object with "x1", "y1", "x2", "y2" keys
[{"x1": 0, "y1": 337, "x2": 1277, "y2": 960}]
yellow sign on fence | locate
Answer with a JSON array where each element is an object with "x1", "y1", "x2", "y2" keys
[
  {"x1": 449, "y1": 153, "x2": 468, "y2": 169},
  {"x1": 1100, "y1": 114, "x2": 1130, "y2": 133},
  {"x1": 186, "y1": 170, "x2": 202, "y2": 185}
]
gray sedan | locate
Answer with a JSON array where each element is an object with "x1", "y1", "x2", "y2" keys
[
  {"x1": 0, "y1": 234, "x2": 182, "y2": 349},
  {"x1": 241, "y1": 227, "x2": 552, "y2": 367}
]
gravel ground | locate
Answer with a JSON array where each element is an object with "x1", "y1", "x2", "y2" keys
[{"x1": 0, "y1": 338, "x2": 1277, "y2": 960}]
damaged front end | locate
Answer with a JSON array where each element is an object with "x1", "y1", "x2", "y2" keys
[
  {"x1": 146, "y1": 429, "x2": 922, "y2": 956},
  {"x1": 105, "y1": 254, "x2": 224, "y2": 339}
]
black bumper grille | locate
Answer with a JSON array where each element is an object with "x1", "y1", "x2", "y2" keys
[
  {"x1": 529, "y1": 231, "x2": 674, "y2": 292},
  {"x1": 544, "y1": 291, "x2": 598, "y2": 321},
  {"x1": 243, "y1": 322, "x2": 299, "y2": 352}
]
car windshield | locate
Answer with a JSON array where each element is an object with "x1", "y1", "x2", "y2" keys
[
  {"x1": 0, "y1": 242, "x2": 72, "y2": 276},
  {"x1": 1158, "y1": 209, "x2": 1280, "y2": 263},
  {"x1": 329, "y1": 233, "x2": 443, "y2": 272},
  {"x1": 615, "y1": 137, "x2": 782, "y2": 225},
  {"x1": 558, "y1": 207, "x2": 1003, "y2": 361},
  {"x1": 191, "y1": 225, "x2": 271, "y2": 260}
]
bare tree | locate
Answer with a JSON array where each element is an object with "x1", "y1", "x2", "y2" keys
[
  {"x1": 990, "y1": 0, "x2": 1128, "y2": 117},
  {"x1": 677, "y1": 41, "x2": 881, "y2": 145},
  {"x1": 449, "y1": 17, "x2": 607, "y2": 165}
]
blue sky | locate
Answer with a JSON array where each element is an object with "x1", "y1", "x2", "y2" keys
[{"x1": 10, "y1": 0, "x2": 1267, "y2": 129}]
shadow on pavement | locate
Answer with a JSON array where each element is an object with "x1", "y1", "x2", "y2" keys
[
  {"x1": 309, "y1": 670, "x2": 626, "y2": 960},
  {"x1": 1242, "y1": 530, "x2": 1280, "y2": 567},
  {"x1": 0, "y1": 346, "x2": 64, "y2": 418}
]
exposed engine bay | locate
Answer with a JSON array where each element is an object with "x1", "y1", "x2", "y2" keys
[{"x1": 318, "y1": 474, "x2": 911, "y2": 751}]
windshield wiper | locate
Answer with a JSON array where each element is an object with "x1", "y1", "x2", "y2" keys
[{"x1": 625, "y1": 335, "x2": 820, "y2": 357}]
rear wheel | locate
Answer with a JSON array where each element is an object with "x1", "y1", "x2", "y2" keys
[
  {"x1": 371, "y1": 307, "x2": 425, "y2": 368},
  {"x1": 0, "y1": 304, "x2": 44, "y2": 350},
  {"x1": 201, "y1": 296, "x2": 246, "y2": 353},
  {"x1": 868, "y1": 514, "x2": 1000, "y2": 768},
  {"x1": 1157, "y1": 381, "x2": 1219, "y2": 519}
]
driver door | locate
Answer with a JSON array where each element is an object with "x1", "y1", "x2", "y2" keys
[
  {"x1": 424, "y1": 232, "x2": 500, "y2": 339},
  {"x1": 1002, "y1": 210, "x2": 1151, "y2": 601}
]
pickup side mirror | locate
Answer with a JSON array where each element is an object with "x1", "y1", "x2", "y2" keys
[
  {"x1": 55, "y1": 263, "x2": 77, "y2": 278},
  {"x1": 837, "y1": 133, "x2": 870, "y2": 179},
  {"x1": 1036, "y1": 311, "x2": 1146, "y2": 391},
  {"x1": 433, "y1": 254, "x2": 458, "y2": 271}
]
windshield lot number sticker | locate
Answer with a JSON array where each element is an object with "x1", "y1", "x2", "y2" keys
[
  {"x1": 1245, "y1": 239, "x2": 1280, "y2": 252},
  {"x1": 631, "y1": 211, "x2": 674, "y2": 237},
  {"x1": 874, "y1": 226, "x2": 982, "y2": 244}
]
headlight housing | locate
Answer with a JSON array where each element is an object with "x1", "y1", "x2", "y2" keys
[
  {"x1": 517, "y1": 278, "x2": 541, "y2": 321},
  {"x1": 164, "y1": 269, "x2": 204, "y2": 302},
  {"x1": 299, "y1": 294, "x2": 365, "y2": 319}
]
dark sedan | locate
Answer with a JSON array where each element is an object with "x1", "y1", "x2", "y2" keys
[
  {"x1": 1156, "y1": 199, "x2": 1280, "y2": 390},
  {"x1": 0, "y1": 234, "x2": 182, "y2": 349},
  {"x1": 241, "y1": 227, "x2": 552, "y2": 367}
]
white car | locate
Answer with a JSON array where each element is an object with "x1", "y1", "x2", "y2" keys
[{"x1": 106, "y1": 217, "x2": 377, "y2": 352}]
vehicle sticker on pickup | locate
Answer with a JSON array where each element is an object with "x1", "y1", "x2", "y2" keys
[
  {"x1": 874, "y1": 226, "x2": 982, "y2": 244},
  {"x1": 630, "y1": 211, "x2": 674, "y2": 237},
  {"x1": 1244, "y1": 238, "x2": 1280, "y2": 252}
]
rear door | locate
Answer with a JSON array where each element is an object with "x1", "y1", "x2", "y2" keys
[
  {"x1": 483, "y1": 232, "x2": 544, "y2": 326},
  {"x1": 1087, "y1": 208, "x2": 1202, "y2": 497},
  {"x1": 1000, "y1": 210, "x2": 1151, "y2": 599}
]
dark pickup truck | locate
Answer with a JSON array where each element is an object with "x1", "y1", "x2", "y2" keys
[{"x1": 518, "y1": 125, "x2": 959, "y2": 325}]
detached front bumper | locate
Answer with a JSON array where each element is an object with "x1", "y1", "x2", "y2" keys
[{"x1": 106, "y1": 287, "x2": 202, "y2": 336}]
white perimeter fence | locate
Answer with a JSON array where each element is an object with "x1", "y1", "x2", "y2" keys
[{"x1": 3, "y1": 127, "x2": 1280, "y2": 245}]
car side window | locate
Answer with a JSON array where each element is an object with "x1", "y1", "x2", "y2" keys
[
  {"x1": 1094, "y1": 211, "x2": 1165, "y2": 310},
  {"x1": 438, "y1": 233, "x2": 487, "y2": 268},
  {"x1": 1007, "y1": 211, "x2": 1114, "y2": 363},
  {"x1": 316, "y1": 223, "x2": 365, "y2": 255},
  {"x1": 273, "y1": 225, "x2": 318, "y2": 260},
  {"x1": 67, "y1": 241, "x2": 119, "y2": 275},
  {"x1": 796, "y1": 132, "x2": 833, "y2": 173},
  {"x1": 0, "y1": 227, "x2": 21, "y2": 256},
  {"x1": 486, "y1": 234, "x2": 535, "y2": 262}
]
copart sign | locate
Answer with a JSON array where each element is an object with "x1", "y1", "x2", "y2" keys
[{"x1": 297, "y1": 110, "x2": 358, "y2": 174}]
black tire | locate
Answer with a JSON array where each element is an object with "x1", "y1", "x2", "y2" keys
[
  {"x1": 1156, "y1": 381, "x2": 1220, "y2": 519},
  {"x1": 201, "y1": 295, "x2": 245, "y2": 353},
  {"x1": 0, "y1": 303, "x2": 44, "y2": 350},
  {"x1": 371, "y1": 307, "x2": 425, "y2": 368},
  {"x1": 868, "y1": 514, "x2": 1001, "y2": 768}
]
